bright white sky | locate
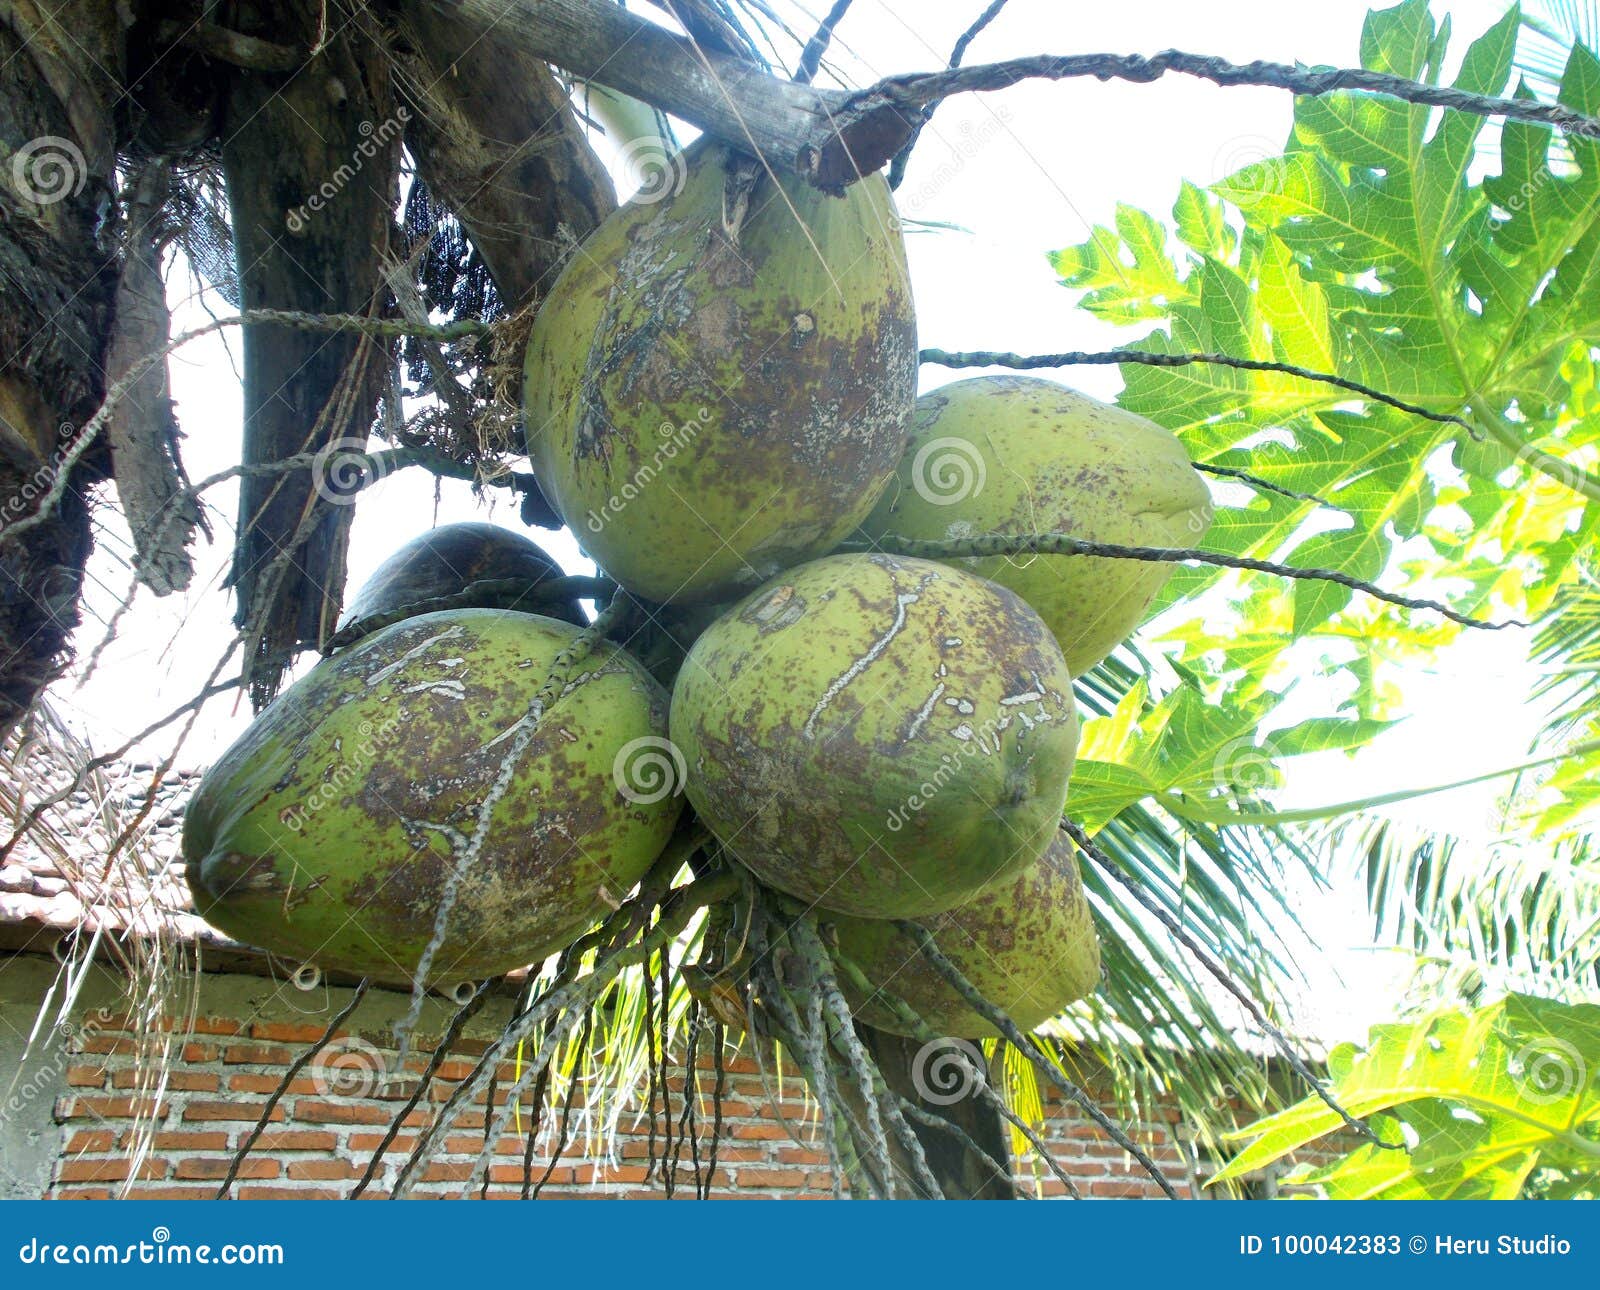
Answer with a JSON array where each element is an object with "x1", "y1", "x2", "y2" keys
[{"x1": 53, "y1": 0, "x2": 1540, "y2": 1039}]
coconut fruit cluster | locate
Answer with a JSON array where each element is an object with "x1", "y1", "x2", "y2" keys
[{"x1": 184, "y1": 143, "x2": 1211, "y2": 1033}]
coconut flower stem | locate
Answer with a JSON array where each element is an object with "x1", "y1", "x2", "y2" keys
[
  {"x1": 392, "y1": 871, "x2": 739, "y2": 1196},
  {"x1": 788, "y1": 916, "x2": 943, "y2": 1198}
]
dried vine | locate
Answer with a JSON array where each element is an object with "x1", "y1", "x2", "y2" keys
[
  {"x1": 854, "y1": 532, "x2": 1521, "y2": 631},
  {"x1": 918, "y1": 346, "x2": 1475, "y2": 432},
  {"x1": 217, "y1": 980, "x2": 370, "y2": 1199}
]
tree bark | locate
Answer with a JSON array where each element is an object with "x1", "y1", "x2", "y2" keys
[
  {"x1": 402, "y1": 0, "x2": 917, "y2": 191},
  {"x1": 219, "y1": 2, "x2": 402, "y2": 705},
  {"x1": 389, "y1": 2, "x2": 615, "y2": 311},
  {"x1": 0, "y1": 0, "x2": 124, "y2": 738}
]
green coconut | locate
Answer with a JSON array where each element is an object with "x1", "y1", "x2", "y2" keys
[
  {"x1": 524, "y1": 138, "x2": 917, "y2": 604},
  {"x1": 831, "y1": 830, "x2": 1100, "y2": 1038},
  {"x1": 337, "y1": 522, "x2": 583, "y2": 634},
  {"x1": 183, "y1": 609, "x2": 680, "y2": 986},
  {"x1": 860, "y1": 376, "x2": 1213, "y2": 676},
  {"x1": 670, "y1": 552, "x2": 1079, "y2": 918}
]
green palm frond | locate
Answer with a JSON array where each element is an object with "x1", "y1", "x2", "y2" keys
[
  {"x1": 1328, "y1": 814, "x2": 1600, "y2": 1004},
  {"x1": 1047, "y1": 653, "x2": 1322, "y2": 1156},
  {"x1": 1531, "y1": 564, "x2": 1600, "y2": 744},
  {"x1": 1518, "y1": 0, "x2": 1600, "y2": 96}
]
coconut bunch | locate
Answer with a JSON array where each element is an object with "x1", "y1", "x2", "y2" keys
[{"x1": 183, "y1": 140, "x2": 1211, "y2": 1037}]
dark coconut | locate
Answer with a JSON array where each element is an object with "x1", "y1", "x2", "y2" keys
[{"x1": 338, "y1": 522, "x2": 584, "y2": 634}]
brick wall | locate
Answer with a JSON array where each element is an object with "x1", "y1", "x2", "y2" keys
[{"x1": 5, "y1": 958, "x2": 1329, "y2": 1200}]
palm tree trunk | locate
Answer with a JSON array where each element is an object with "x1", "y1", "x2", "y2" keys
[
  {"x1": 860, "y1": 1026, "x2": 1016, "y2": 1199},
  {"x1": 0, "y1": 0, "x2": 124, "y2": 738},
  {"x1": 219, "y1": 1, "x2": 402, "y2": 706}
]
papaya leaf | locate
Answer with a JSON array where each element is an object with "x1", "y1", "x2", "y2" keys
[{"x1": 1217, "y1": 993, "x2": 1600, "y2": 1194}]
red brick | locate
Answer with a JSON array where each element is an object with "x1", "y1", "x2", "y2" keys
[
  {"x1": 237, "y1": 1186, "x2": 340, "y2": 1200},
  {"x1": 286, "y1": 1159, "x2": 363, "y2": 1181},
  {"x1": 65, "y1": 1065, "x2": 105, "y2": 1087},
  {"x1": 122, "y1": 1187, "x2": 218, "y2": 1200},
  {"x1": 75, "y1": 1035, "x2": 142, "y2": 1055},
  {"x1": 56, "y1": 1095, "x2": 168, "y2": 1120},
  {"x1": 223, "y1": 1044, "x2": 293, "y2": 1065},
  {"x1": 190, "y1": 1016, "x2": 245, "y2": 1036},
  {"x1": 701, "y1": 1100, "x2": 756, "y2": 1117},
  {"x1": 250, "y1": 1021, "x2": 336, "y2": 1043},
  {"x1": 1088, "y1": 1180, "x2": 1155, "y2": 1198},
  {"x1": 182, "y1": 1043, "x2": 219, "y2": 1063},
  {"x1": 183, "y1": 1100, "x2": 281, "y2": 1123},
  {"x1": 422, "y1": 1162, "x2": 475, "y2": 1182},
  {"x1": 294, "y1": 1100, "x2": 415, "y2": 1126},
  {"x1": 175, "y1": 1157, "x2": 278, "y2": 1181},
  {"x1": 145, "y1": 1131, "x2": 230, "y2": 1151},
  {"x1": 733, "y1": 1167, "x2": 807, "y2": 1188},
  {"x1": 576, "y1": 1164, "x2": 648, "y2": 1184},
  {"x1": 729, "y1": 1123, "x2": 789, "y2": 1141},
  {"x1": 229, "y1": 1074, "x2": 319, "y2": 1095},
  {"x1": 113, "y1": 1070, "x2": 217, "y2": 1092},
  {"x1": 57, "y1": 1158, "x2": 165, "y2": 1183},
  {"x1": 253, "y1": 1130, "x2": 338, "y2": 1151},
  {"x1": 347, "y1": 1133, "x2": 418, "y2": 1153},
  {"x1": 53, "y1": 1188, "x2": 113, "y2": 1200},
  {"x1": 65, "y1": 1130, "x2": 116, "y2": 1153},
  {"x1": 775, "y1": 1147, "x2": 830, "y2": 1165},
  {"x1": 701, "y1": 1146, "x2": 763, "y2": 1163},
  {"x1": 488, "y1": 1164, "x2": 571, "y2": 1185}
]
